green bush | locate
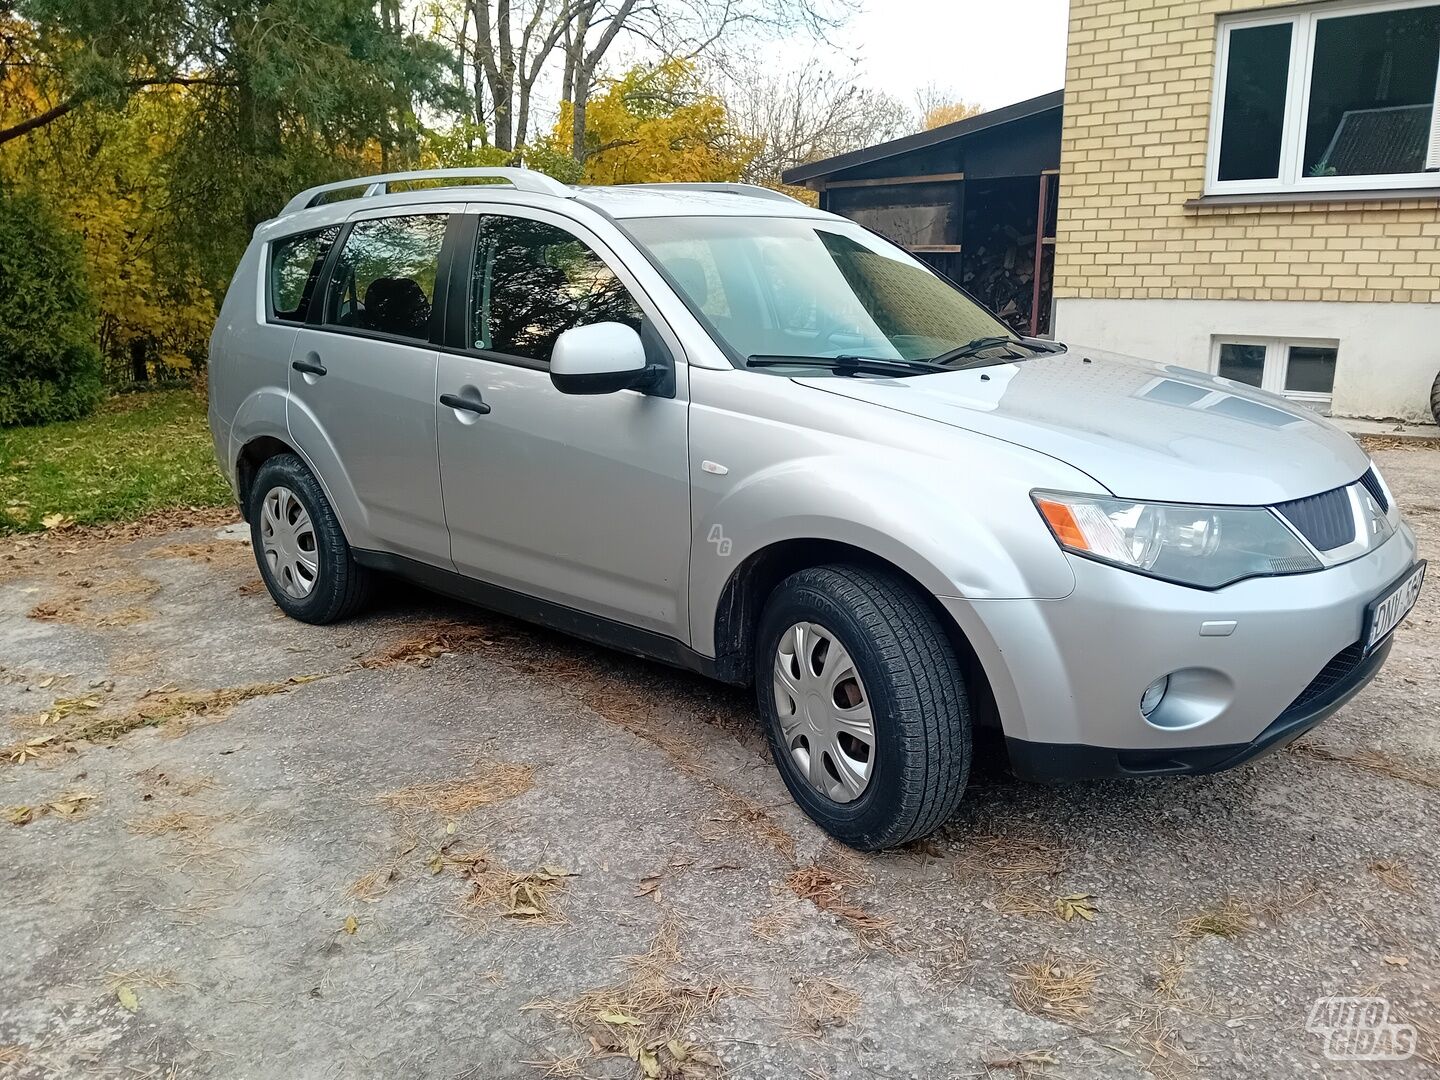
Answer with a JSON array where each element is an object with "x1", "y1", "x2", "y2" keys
[{"x1": 0, "y1": 190, "x2": 104, "y2": 426}]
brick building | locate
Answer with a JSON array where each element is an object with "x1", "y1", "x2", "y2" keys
[{"x1": 1052, "y1": 0, "x2": 1440, "y2": 423}]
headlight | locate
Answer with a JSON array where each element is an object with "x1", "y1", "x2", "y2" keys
[{"x1": 1032, "y1": 491, "x2": 1321, "y2": 589}]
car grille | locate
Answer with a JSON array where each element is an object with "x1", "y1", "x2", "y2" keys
[
  {"x1": 1281, "y1": 639, "x2": 1366, "y2": 717},
  {"x1": 1360, "y1": 467, "x2": 1389, "y2": 512},
  {"x1": 1275, "y1": 485, "x2": 1355, "y2": 551}
]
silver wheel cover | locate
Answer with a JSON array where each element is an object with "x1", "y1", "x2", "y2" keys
[
  {"x1": 773, "y1": 621, "x2": 875, "y2": 803},
  {"x1": 259, "y1": 486, "x2": 319, "y2": 599}
]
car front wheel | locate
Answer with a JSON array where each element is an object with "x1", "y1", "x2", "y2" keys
[{"x1": 756, "y1": 564, "x2": 971, "y2": 850}]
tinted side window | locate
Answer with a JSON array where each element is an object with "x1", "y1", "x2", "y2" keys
[
  {"x1": 473, "y1": 215, "x2": 642, "y2": 362},
  {"x1": 324, "y1": 215, "x2": 448, "y2": 341},
  {"x1": 270, "y1": 227, "x2": 339, "y2": 322}
]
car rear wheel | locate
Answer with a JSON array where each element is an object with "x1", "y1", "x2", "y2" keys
[
  {"x1": 248, "y1": 454, "x2": 372, "y2": 624},
  {"x1": 756, "y1": 564, "x2": 971, "y2": 850}
]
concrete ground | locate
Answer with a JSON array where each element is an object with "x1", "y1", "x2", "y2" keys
[{"x1": 1, "y1": 445, "x2": 1438, "y2": 1080}]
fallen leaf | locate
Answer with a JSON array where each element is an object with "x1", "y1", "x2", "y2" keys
[
  {"x1": 38, "y1": 676, "x2": 55, "y2": 689},
  {"x1": 598, "y1": 1010, "x2": 642, "y2": 1026},
  {"x1": 116, "y1": 985, "x2": 139, "y2": 1012},
  {"x1": 668, "y1": 1039, "x2": 689, "y2": 1062},
  {"x1": 41, "y1": 513, "x2": 73, "y2": 530},
  {"x1": 342, "y1": 915, "x2": 359, "y2": 935},
  {"x1": 539, "y1": 864, "x2": 576, "y2": 879},
  {"x1": 1055, "y1": 893, "x2": 1098, "y2": 922},
  {"x1": 635, "y1": 874, "x2": 662, "y2": 897},
  {"x1": 4, "y1": 805, "x2": 34, "y2": 826},
  {"x1": 1383, "y1": 955, "x2": 1410, "y2": 967},
  {"x1": 427, "y1": 853, "x2": 445, "y2": 875},
  {"x1": 638, "y1": 1047, "x2": 661, "y2": 1078}
]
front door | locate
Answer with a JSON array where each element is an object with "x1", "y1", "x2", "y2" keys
[
  {"x1": 436, "y1": 206, "x2": 691, "y2": 641},
  {"x1": 287, "y1": 209, "x2": 453, "y2": 562}
]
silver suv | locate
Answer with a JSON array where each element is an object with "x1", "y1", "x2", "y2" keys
[{"x1": 209, "y1": 167, "x2": 1424, "y2": 850}]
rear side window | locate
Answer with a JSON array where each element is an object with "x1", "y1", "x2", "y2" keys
[
  {"x1": 269, "y1": 227, "x2": 339, "y2": 322},
  {"x1": 472, "y1": 215, "x2": 641, "y2": 362},
  {"x1": 323, "y1": 214, "x2": 448, "y2": 341}
]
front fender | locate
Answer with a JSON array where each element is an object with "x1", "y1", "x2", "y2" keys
[{"x1": 688, "y1": 450, "x2": 1081, "y2": 655}]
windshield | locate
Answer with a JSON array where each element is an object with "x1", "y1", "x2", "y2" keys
[{"x1": 623, "y1": 215, "x2": 1018, "y2": 369}]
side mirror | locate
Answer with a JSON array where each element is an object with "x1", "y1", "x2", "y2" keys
[{"x1": 550, "y1": 322, "x2": 663, "y2": 395}]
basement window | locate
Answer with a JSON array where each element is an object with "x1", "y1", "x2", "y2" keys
[
  {"x1": 1207, "y1": 0, "x2": 1440, "y2": 195},
  {"x1": 1211, "y1": 336, "x2": 1339, "y2": 411}
]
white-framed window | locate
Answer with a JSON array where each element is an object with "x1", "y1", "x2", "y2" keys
[
  {"x1": 1206, "y1": 0, "x2": 1440, "y2": 195},
  {"x1": 1210, "y1": 336, "x2": 1340, "y2": 410}
]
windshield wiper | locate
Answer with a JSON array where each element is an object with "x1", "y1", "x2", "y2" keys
[
  {"x1": 745, "y1": 353, "x2": 947, "y2": 376},
  {"x1": 928, "y1": 336, "x2": 1060, "y2": 367}
]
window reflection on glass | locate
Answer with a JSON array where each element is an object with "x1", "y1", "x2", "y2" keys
[
  {"x1": 1217, "y1": 23, "x2": 1293, "y2": 182},
  {"x1": 325, "y1": 215, "x2": 447, "y2": 340},
  {"x1": 473, "y1": 216, "x2": 642, "y2": 361},
  {"x1": 1285, "y1": 345, "x2": 1338, "y2": 394},
  {"x1": 1304, "y1": 5, "x2": 1440, "y2": 178},
  {"x1": 1217, "y1": 342, "x2": 1266, "y2": 386},
  {"x1": 271, "y1": 227, "x2": 339, "y2": 321}
]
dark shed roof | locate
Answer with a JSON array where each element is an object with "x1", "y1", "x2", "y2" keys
[{"x1": 780, "y1": 89, "x2": 1064, "y2": 186}]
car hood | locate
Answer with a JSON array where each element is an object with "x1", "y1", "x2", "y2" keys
[{"x1": 796, "y1": 347, "x2": 1371, "y2": 505}]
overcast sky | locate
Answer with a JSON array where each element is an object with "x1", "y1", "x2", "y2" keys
[{"x1": 789, "y1": 0, "x2": 1070, "y2": 112}]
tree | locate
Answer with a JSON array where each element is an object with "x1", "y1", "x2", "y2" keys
[
  {"x1": 922, "y1": 99, "x2": 985, "y2": 130},
  {"x1": 912, "y1": 82, "x2": 984, "y2": 131},
  {"x1": 0, "y1": 189, "x2": 103, "y2": 425},
  {"x1": 7, "y1": 0, "x2": 458, "y2": 282},
  {"x1": 718, "y1": 60, "x2": 911, "y2": 187},
  {"x1": 549, "y1": 59, "x2": 755, "y2": 184}
]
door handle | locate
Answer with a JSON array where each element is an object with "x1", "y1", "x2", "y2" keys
[
  {"x1": 292, "y1": 360, "x2": 327, "y2": 376},
  {"x1": 440, "y1": 392, "x2": 491, "y2": 415}
]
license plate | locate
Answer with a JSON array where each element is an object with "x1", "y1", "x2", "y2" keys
[{"x1": 1364, "y1": 562, "x2": 1425, "y2": 653}]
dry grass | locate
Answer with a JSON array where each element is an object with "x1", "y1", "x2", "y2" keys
[
  {"x1": 0, "y1": 1044, "x2": 28, "y2": 1068},
  {"x1": 348, "y1": 864, "x2": 402, "y2": 901},
  {"x1": 147, "y1": 540, "x2": 253, "y2": 568},
  {"x1": 1368, "y1": 859, "x2": 1417, "y2": 894},
  {"x1": 461, "y1": 858, "x2": 576, "y2": 923},
  {"x1": 2, "y1": 677, "x2": 323, "y2": 765},
  {"x1": 1178, "y1": 900, "x2": 1254, "y2": 940},
  {"x1": 1011, "y1": 955, "x2": 1101, "y2": 1022},
  {"x1": 360, "y1": 620, "x2": 498, "y2": 668},
  {"x1": 956, "y1": 833, "x2": 1065, "y2": 879},
  {"x1": 750, "y1": 905, "x2": 801, "y2": 943},
  {"x1": 787, "y1": 977, "x2": 861, "y2": 1039},
  {"x1": 377, "y1": 760, "x2": 534, "y2": 817},
  {"x1": 1290, "y1": 742, "x2": 1440, "y2": 791},
  {"x1": 982, "y1": 1049, "x2": 1058, "y2": 1078},
  {"x1": 4, "y1": 791, "x2": 96, "y2": 826},
  {"x1": 104, "y1": 968, "x2": 184, "y2": 992},
  {"x1": 525, "y1": 920, "x2": 731, "y2": 1077},
  {"x1": 1356, "y1": 435, "x2": 1440, "y2": 453},
  {"x1": 0, "y1": 505, "x2": 237, "y2": 582},
  {"x1": 784, "y1": 859, "x2": 893, "y2": 939},
  {"x1": 127, "y1": 810, "x2": 216, "y2": 840}
]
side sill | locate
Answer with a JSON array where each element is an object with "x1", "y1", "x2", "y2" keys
[{"x1": 352, "y1": 549, "x2": 744, "y2": 684}]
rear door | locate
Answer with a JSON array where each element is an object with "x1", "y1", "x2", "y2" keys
[
  {"x1": 287, "y1": 207, "x2": 458, "y2": 563},
  {"x1": 435, "y1": 204, "x2": 692, "y2": 640}
]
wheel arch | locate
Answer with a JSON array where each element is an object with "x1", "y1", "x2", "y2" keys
[
  {"x1": 235, "y1": 435, "x2": 297, "y2": 520},
  {"x1": 710, "y1": 538, "x2": 1000, "y2": 730}
]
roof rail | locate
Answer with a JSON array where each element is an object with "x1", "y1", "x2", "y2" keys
[
  {"x1": 280, "y1": 167, "x2": 574, "y2": 216},
  {"x1": 618, "y1": 182, "x2": 805, "y2": 205}
]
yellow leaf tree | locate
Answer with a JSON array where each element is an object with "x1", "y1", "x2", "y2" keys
[{"x1": 550, "y1": 60, "x2": 757, "y2": 186}]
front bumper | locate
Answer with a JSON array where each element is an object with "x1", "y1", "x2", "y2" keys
[
  {"x1": 1005, "y1": 636, "x2": 1392, "y2": 780},
  {"x1": 937, "y1": 523, "x2": 1418, "y2": 781}
]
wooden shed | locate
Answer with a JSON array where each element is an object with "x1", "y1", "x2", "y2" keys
[{"x1": 781, "y1": 91, "x2": 1062, "y2": 336}]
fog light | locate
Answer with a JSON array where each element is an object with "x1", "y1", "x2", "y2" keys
[{"x1": 1139, "y1": 675, "x2": 1169, "y2": 717}]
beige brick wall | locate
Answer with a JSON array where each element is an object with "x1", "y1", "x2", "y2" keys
[{"x1": 1055, "y1": 0, "x2": 1440, "y2": 304}]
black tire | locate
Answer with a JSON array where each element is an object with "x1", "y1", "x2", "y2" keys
[
  {"x1": 248, "y1": 453, "x2": 372, "y2": 624},
  {"x1": 1430, "y1": 369, "x2": 1440, "y2": 427},
  {"x1": 755, "y1": 564, "x2": 971, "y2": 850}
]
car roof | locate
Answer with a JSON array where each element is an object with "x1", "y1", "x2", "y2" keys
[{"x1": 256, "y1": 173, "x2": 832, "y2": 241}]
